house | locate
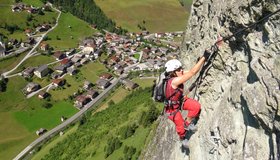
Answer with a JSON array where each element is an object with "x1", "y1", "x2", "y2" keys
[
  {"x1": 67, "y1": 67, "x2": 78, "y2": 76},
  {"x1": 22, "y1": 67, "x2": 35, "y2": 78},
  {"x1": 11, "y1": 3, "x2": 24, "y2": 12},
  {"x1": 40, "y1": 42, "x2": 49, "y2": 51},
  {"x1": 74, "y1": 62, "x2": 82, "y2": 68},
  {"x1": 24, "y1": 82, "x2": 40, "y2": 94},
  {"x1": 75, "y1": 95, "x2": 91, "y2": 109},
  {"x1": 26, "y1": 37, "x2": 36, "y2": 45},
  {"x1": 99, "y1": 73, "x2": 113, "y2": 81},
  {"x1": 142, "y1": 48, "x2": 150, "y2": 54},
  {"x1": 86, "y1": 89, "x2": 99, "y2": 99},
  {"x1": 36, "y1": 128, "x2": 47, "y2": 136},
  {"x1": 93, "y1": 49, "x2": 102, "y2": 59},
  {"x1": 114, "y1": 68, "x2": 124, "y2": 76},
  {"x1": 65, "y1": 49, "x2": 76, "y2": 56},
  {"x1": 80, "y1": 58, "x2": 89, "y2": 65},
  {"x1": 82, "y1": 44, "x2": 96, "y2": 54},
  {"x1": 71, "y1": 56, "x2": 81, "y2": 63},
  {"x1": 34, "y1": 65, "x2": 49, "y2": 78},
  {"x1": 80, "y1": 38, "x2": 96, "y2": 53},
  {"x1": 52, "y1": 79, "x2": 65, "y2": 87},
  {"x1": 38, "y1": 91, "x2": 49, "y2": 99},
  {"x1": 83, "y1": 81, "x2": 93, "y2": 90},
  {"x1": 60, "y1": 58, "x2": 73, "y2": 68},
  {"x1": 26, "y1": 7, "x2": 38, "y2": 14},
  {"x1": 25, "y1": 28, "x2": 33, "y2": 36},
  {"x1": 54, "y1": 65, "x2": 66, "y2": 73},
  {"x1": 80, "y1": 38, "x2": 95, "y2": 48},
  {"x1": 96, "y1": 79, "x2": 111, "y2": 89},
  {"x1": 110, "y1": 55, "x2": 120, "y2": 64},
  {"x1": 121, "y1": 79, "x2": 139, "y2": 90},
  {"x1": 53, "y1": 51, "x2": 65, "y2": 60},
  {"x1": 36, "y1": 24, "x2": 51, "y2": 32},
  {"x1": 136, "y1": 63, "x2": 150, "y2": 71},
  {"x1": 51, "y1": 72, "x2": 63, "y2": 79}
]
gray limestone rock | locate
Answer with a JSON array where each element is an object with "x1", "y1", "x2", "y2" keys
[{"x1": 143, "y1": 0, "x2": 280, "y2": 159}]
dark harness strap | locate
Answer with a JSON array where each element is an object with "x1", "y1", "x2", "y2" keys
[{"x1": 163, "y1": 87, "x2": 183, "y2": 117}]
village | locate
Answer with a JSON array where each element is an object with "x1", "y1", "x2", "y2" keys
[
  {"x1": 0, "y1": 2, "x2": 182, "y2": 109},
  {"x1": 0, "y1": 2, "x2": 183, "y2": 137},
  {"x1": 20, "y1": 30, "x2": 182, "y2": 111}
]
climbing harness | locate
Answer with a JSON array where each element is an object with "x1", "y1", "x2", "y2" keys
[{"x1": 187, "y1": 8, "x2": 280, "y2": 99}]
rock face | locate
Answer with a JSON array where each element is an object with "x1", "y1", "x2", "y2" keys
[{"x1": 143, "y1": 0, "x2": 280, "y2": 159}]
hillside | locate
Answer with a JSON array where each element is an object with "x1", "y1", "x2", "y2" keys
[
  {"x1": 33, "y1": 87, "x2": 160, "y2": 160},
  {"x1": 143, "y1": 0, "x2": 280, "y2": 159},
  {"x1": 95, "y1": 0, "x2": 189, "y2": 32}
]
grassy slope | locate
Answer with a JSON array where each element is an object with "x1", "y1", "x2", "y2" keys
[
  {"x1": 32, "y1": 124, "x2": 78, "y2": 160},
  {"x1": 95, "y1": 0, "x2": 188, "y2": 32},
  {"x1": 31, "y1": 79, "x2": 155, "y2": 159},
  {"x1": 13, "y1": 101, "x2": 78, "y2": 132},
  {"x1": 12, "y1": 54, "x2": 56, "y2": 74},
  {"x1": 46, "y1": 12, "x2": 96, "y2": 50},
  {"x1": 0, "y1": 0, "x2": 57, "y2": 40},
  {"x1": 0, "y1": 51, "x2": 28, "y2": 74},
  {"x1": 0, "y1": 112, "x2": 36, "y2": 160},
  {"x1": 0, "y1": 76, "x2": 78, "y2": 159}
]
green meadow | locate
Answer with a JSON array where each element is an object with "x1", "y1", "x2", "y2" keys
[
  {"x1": 0, "y1": 0, "x2": 57, "y2": 40},
  {"x1": 12, "y1": 54, "x2": 56, "y2": 74},
  {"x1": 95, "y1": 0, "x2": 188, "y2": 32},
  {"x1": 0, "y1": 76, "x2": 78, "y2": 159},
  {"x1": 46, "y1": 12, "x2": 97, "y2": 50},
  {"x1": 0, "y1": 51, "x2": 28, "y2": 74}
]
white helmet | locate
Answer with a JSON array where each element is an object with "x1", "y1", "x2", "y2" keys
[{"x1": 165, "y1": 59, "x2": 182, "y2": 72}]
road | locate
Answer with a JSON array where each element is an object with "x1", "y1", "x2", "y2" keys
[
  {"x1": 2, "y1": 5, "x2": 61, "y2": 78},
  {"x1": 13, "y1": 78, "x2": 120, "y2": 160}
]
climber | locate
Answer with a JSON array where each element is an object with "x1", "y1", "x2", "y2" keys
[{"x1": 164, "y1": 49, "x2": 212, "y2": 147}]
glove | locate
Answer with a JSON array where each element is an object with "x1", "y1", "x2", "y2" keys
[{"x1": 203, "y1": 49, "x2": 211, "y2": 61}]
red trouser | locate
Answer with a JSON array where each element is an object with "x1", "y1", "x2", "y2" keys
[{"x1": 166, "y1": 98, "x2": 201, "y2": 139}]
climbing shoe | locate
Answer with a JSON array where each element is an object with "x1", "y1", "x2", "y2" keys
[{"x1": 181, "y1": 138, "x2": 189, "y2": 148}]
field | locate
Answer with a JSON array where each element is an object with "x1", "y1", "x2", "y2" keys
[
  {"x1": 95, "y1": 0, "x2": 188, "y2": 32},
  {"x1": 0, "y1": 0, "x2": 57, "y2": 40},
  {"x1": 0, "y1": 75, "x2": 78, "y2": 159},
  {"x1": 46, "y1": 12, "x2": 97, "y2": 50},
  {"x1": 12, "y1": 54, "x2": 56, "y2": 74},
  {"x1": 0, "y1": 51, "x2": 28, "y2": 74}
]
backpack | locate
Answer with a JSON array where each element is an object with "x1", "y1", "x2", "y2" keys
[{"x1": 152, "y1": 72, "x2": 169, "y2": 102}]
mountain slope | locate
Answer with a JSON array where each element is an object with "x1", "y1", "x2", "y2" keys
[{"x1": 143, "y1": 0, "x2": 280, "y2": 159}]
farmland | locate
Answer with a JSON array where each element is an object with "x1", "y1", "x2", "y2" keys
[{"x1": 95, "y1": 0, "x2": 188, "y2": 32}]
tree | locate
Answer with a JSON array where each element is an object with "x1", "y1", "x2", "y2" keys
[
  {"x1": 0, "y1": 78, "x2": 7, "y2": 92},
  {"x1": 38, "y1": 9, "x2": 45, "y2": 15},
  {"x1": 26, "y1": 15, "x2": 33, "y2": 22},
  {"x1": 42, "y1": 102, "x2": 52, "y2": 109},
  {"x1": 140, "y1": 104, "x2": 159, "y2": 127}
]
